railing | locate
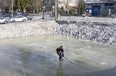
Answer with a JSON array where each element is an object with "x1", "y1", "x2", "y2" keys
[{"x1": 85, "y1": 0, "x2": 116, "y2": 3}]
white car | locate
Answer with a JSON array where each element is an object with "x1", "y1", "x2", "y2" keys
[
  {"x1": 0, "y1": 17, "x2": 9, "y2": 24},
  {"x1": 10, "y1": 16, "x2": 27, "y2": 22}
]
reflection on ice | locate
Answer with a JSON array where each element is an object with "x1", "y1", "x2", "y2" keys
[{"x1": 56, "y1": 62, "x2": 63, "y2": 76}]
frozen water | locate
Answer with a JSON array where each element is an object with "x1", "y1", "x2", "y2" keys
[{"x1": 0, "y1": 35, "x2": 116, "y2": 76}]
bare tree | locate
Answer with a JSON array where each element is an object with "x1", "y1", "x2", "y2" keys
[
  {"x1": 0, "y1": 0, "x2": 12, "y2": 11},
  {"x1": 77, "y1": 0, "x2": 85, "y2": 15},
  {"x1": 32, "y1": 0, "x2": 42, "y2": 13}
]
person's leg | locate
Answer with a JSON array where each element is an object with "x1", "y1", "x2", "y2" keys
[
  {"x1": 59, "y1": 56, "x2": 63, "y2": 61},
  {"x1": 59, "y1": 56, "x2": 61, "y2": 61}
]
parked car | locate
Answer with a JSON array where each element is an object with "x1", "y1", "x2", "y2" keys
[
  {"x1": 0, "y1": 17, "x2": 9, "y2": 24},
  {"x1": 14, "y1": 12, "x2": 33, "y2": 20},
  {"x1": 1, "y1": 15, "x2": 10, "y2": 19},
  {"x1": 9, "y1": 16, "x2": 27, "y2": 22},
  {"x1": 26, "y1": 15, "x2": 33, "y2": 20},
  {"x1": 23, "y1": 13, "x2": 33, "y2": 20}
]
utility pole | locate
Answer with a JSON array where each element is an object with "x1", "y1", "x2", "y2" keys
[
  {"x1": 11, "y1": 0, "x2": 14, "y2": 18},
  {"x1": 33, "y1": 0, "x2": 35, "y2": 14},
  {"x1": 55, "y1": 0, "x2": 58, "y2": 20},
  {"x1": 66, "y1": 0, "x2": 69, "y2": 15},
  {"x1": 41, "y1": 0, "x2": 45, "y2": 19},
  {"x1": 42, "y1": 6, "x2": 45, "y2": 19}
]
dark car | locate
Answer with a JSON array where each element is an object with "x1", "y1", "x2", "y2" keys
[{"x1": 23, "y1": 13, "x2": 33, "y2": 20}]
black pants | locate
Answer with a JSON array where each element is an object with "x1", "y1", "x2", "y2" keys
[
  {"x1": 59, "y1": 56, "x2": 62, "y2": 61},
  {"x1": 57, "y1": 51, "x2": 64, "y2": 61},
  {"x1": 59, "y1": 53, "x2": 64, "y2": 61}
]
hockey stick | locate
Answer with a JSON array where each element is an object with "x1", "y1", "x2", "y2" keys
[{"x1": 64, "y1": 57, "x2": 74, "y2": 63}]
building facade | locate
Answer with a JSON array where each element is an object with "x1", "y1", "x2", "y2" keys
[{"x1": 85, "y1": 0, "x2": 116, "y2": 16}]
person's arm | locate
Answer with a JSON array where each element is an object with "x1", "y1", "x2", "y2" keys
[{"x1": 62, "y1": 49, "x2": 64, "y2": 53}]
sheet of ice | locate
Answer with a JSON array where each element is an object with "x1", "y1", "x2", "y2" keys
[{"x1": 0, "y1": 35, "x2": 116, "y2": 76}]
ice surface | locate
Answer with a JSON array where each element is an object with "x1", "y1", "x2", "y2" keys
[{"x1": 0, "y1": 35, "x2": 116, "y2": 76}]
